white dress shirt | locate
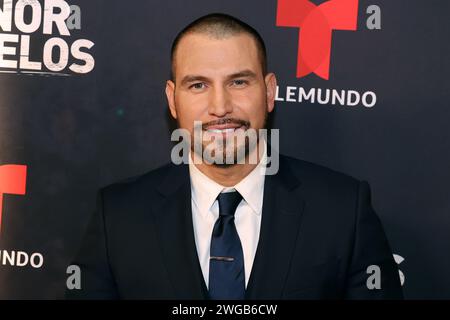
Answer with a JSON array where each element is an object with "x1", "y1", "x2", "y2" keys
[{"x1": 188, "y1": 144, "x2": 267, "y2": 289}]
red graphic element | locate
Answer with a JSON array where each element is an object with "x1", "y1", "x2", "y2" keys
[
  {"x1": 0, "y1": 165, "x2": 27, "y2": 234},
  {"x1": 277, "y1": 0, "x2": 359, "y2": 79}
]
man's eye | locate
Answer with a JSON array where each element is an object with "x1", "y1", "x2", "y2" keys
[
  {"x1": 232, "y1": 79, "x2": 247, "y2": 86},
  {"x1": 190, "y1": 83, "x2": 205, "y2": 90}
]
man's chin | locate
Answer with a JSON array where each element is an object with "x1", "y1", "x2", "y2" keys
[
  {"x1": 210, "y1": 162, "x2": 237, "y2": 168},
  {"x1": 195, "y1": 144, "x2": 253, "y2": 166}
]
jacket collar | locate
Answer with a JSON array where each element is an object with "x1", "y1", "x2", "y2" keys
[{"x1": 153, "y1": 153, "x2": 304, "y2": 299}]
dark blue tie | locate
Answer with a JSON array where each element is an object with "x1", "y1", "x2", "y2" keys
[{"x1": 209, "y1": 191, "x2": 245, "y2": 300}]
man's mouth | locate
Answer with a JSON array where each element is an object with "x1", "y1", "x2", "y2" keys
[
  {"x1": 202, "y1": 118, "x2": 250, "y2": 134},
  {"x1": 205, "y1": 125, "x2": 244, "y2": 134}
]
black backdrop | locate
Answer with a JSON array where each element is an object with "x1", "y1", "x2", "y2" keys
[{"x1": 0, "y1": 0, "x2": 449, "y2": 299}]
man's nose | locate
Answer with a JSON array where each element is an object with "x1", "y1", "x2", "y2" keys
[{"x1": 208, "y1": 86, "x2": 232, "y2": 117}]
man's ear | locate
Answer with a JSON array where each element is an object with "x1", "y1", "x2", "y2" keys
[
  {"x1": 165, "y1": 80, "x2": 177, "y2": 119},
  {"x1": 264, "y1": 73, "x2": 277, "y2": 113}
]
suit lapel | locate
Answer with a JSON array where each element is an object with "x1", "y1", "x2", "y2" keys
[
  {"x1": 149, "y1": 156, "x2": 305, "y2": 300},
  {"x1": 152, "y1": 164, "x2": 208, "y2": 299},
  {"x1": 246, "y1": 156, "x2": 305, "y2": 299}
]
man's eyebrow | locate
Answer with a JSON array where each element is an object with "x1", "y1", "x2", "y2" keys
[
  {"x1": 180, "y1": 75, "x2": 210, "y2": 86},
  {"x1": 179, "y1": 70, "x2": 258, "y2": 87},
  {"x1": 226, "y1": 70, "x2": 258, "y2": 80}
]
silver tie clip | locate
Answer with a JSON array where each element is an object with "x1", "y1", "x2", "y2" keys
[{"x1": 210, "y1": 256, "x2": 235, "y2": 262}]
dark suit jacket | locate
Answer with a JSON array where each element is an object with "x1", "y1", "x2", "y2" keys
[{"x1": 66, "y1": 155, "x2": 403, "y2": 299}]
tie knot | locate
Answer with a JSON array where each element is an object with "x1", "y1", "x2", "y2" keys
[{"x1": 217, "y1": 191, "x2": 243, "y2": 217}]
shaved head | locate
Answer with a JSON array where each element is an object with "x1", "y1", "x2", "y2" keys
[{"x1": 170, "y1": 13, "x2": 268, "y2": 81}]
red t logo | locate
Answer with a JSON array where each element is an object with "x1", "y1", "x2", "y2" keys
[
  {"x1": 277, "y1": 0, "x2": 359, "y2": 79},
  {"x1": 0, "y1": 165, "x2": 27, "y2": 234}
]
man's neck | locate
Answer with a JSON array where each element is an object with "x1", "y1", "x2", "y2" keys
[{"x1": 191, "y1": 141, "x2": 265, "y2": 187}]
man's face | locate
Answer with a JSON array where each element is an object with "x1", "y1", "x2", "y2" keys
[{"x1": 166, "y1": 33, "x2": 276, "y2": 165}]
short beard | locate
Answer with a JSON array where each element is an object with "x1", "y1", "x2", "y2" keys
[
  {"x1": 204, "y1": 134, "x2": 256, "y2": 167},
  {"x1": 175, "y1": 107, "x2": 269, "y2": 167}
]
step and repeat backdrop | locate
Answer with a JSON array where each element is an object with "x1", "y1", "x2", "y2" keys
[{"x1": 0, "y1": 0, "x2": 449, "y2": 299}]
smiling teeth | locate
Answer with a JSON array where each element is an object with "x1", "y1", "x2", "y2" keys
[{"x1": 207, "y1": 128, "x2": 236, "y2": 133}]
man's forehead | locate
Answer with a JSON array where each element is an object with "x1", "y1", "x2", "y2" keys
[
  {"x1": 176, "y1": 32, "x2": 257, "y2": 50},
  {"x1": 174, "y1": 33, "x2": 260, "y2": 77}
]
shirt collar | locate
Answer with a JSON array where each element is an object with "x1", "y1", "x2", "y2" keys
[{"x1": 188, "y1": 140, "x2": 267, "y2": 218}]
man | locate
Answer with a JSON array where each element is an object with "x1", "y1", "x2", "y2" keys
[{"x1": 67, "y1": 13, "x2": 403, "y2": 299}]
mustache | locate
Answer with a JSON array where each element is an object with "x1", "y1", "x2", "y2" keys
[{"x1": 201, "y1": 118, "x2": 250, "y2": 130}]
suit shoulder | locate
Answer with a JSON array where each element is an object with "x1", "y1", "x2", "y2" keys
[
  {"x1": 100, "y1": 162, "x2": 175, "y2": 196},
  {"x1": 280, "y1": 154, "x2": 362, "y2": 188},
  {"x1": 280, "y1": 155, "x2": 367, "y2": 223}
]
